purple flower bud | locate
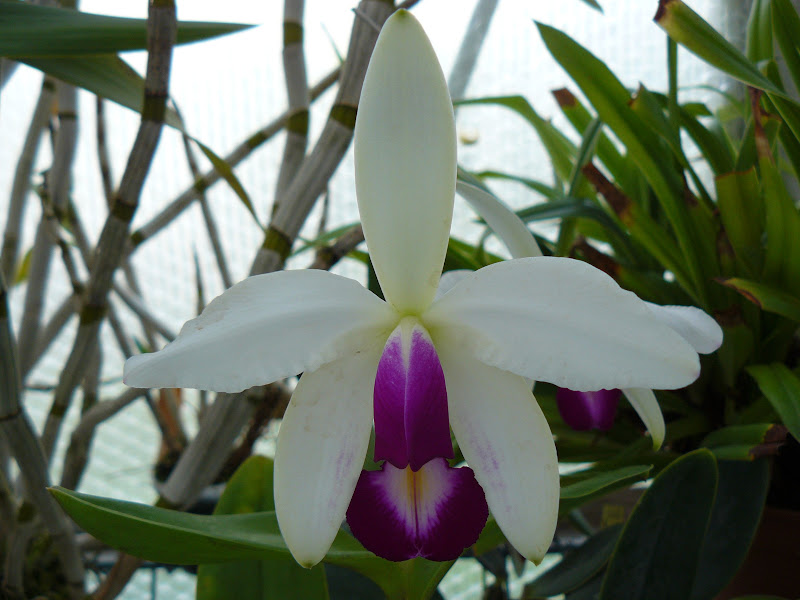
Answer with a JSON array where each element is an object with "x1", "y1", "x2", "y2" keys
[{"x1": 556, "y1": 388, "x2": 622, "y2": 432}]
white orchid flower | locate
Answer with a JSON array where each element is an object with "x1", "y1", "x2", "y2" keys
[
  {"x1": 124, "y1": 11, "x2": 704, "y2": 567},
  {"x1": 455, "y1": 178, "x2": 723, "y2": 447}
]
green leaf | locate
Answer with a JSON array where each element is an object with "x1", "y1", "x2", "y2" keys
[
  {"x1": 715, "y1": 170, "x2": 764, "y2": 275},
  {"x1": 537, "y1": 23, "x2": 705, "y2": 304},
  {"x1": 525, "y1": 525, "x2": 621, "y2": 597},
  {"x1": 50, "y1": 487, "x2": 451, "y2": 600},
  {"x1": 475, "y1": 170, "x2": 561, "y2": 200},
  {"x1": 196, "y1": 457, "x2": 328, "y2": 600},
  {"x1": 719, "y1": 278, "x2": 800, "y2": 322},
  {"x1": 656, "y1": 0, "x2": 787, "y2": 98},
  {"x1": 194, "y1": 140, "x2": 260, "y2": 226},
  {"x1": 577, "y1": 0, "x2": 603, "y2": 12},
  {"x1": 0, "y1": 1, "x2": 250, "y2": 57},
  {"x1": 690, "y1": 459, "x2": 770, "y2": 600},
  {"x1": 771, "y1": 0, "x2": 800, "y2": 99},
  {"x1": 24, "y1": 54, "x2": 182, "y2": 129},
  {"x1": 12, "y1": 247, "x2": 32, "y2": 285},
  {"x1": 746, "y1": 0, "x2": 774, "y2": 62},
  {"x1": 559, "y1": 465, "x2": 652, "y2": 515},
  {"x1": 747, "y1": 363, "x2": 800, "y2": 442},
  {"x1": 702, "y1": 423, "x2": 787, "y2": 460},
  {"x1": 601, "y1": 449, "x2": 718, "y2": 600}
]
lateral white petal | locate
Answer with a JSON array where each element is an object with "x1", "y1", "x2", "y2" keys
[
  {"x1": 274, "y1": 348, "x2": 380, "y2": 567},
  {"x1": 644, "y1": 302, "x2": 723, "y2": 354},
  {"x1": 456, "y1": 180, "x2": 542, "y2": 259},
  {"x1": 355, "y1": 10, "x2": 456, "y2": 313},
  {"x1": 425, "y1": 257, "x2": 700, "y2": 391},
  {"x1": 436, "y1": 340, "x2": 558, "y2": 564},
  {"x1": 622, "y1": 388, "x2": 666, "y2": 450},
  {"x1": 124, "y1": 270, "x2": 395, "y2": 393}
]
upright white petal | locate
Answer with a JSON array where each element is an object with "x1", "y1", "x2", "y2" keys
[
  {"x1": 425, "y1": 257, "x2": 699, "y2": 391},
  {"x1": 456, "y1": 180, "x2": 542, "y2": 259},
  {"x1": 274, "y1": 348, "x2": 381, "y2": 567},
  {"x1": 436, "y1": 339, "x2": 559, "y2": 564},
  {"x1": 355, "y1": 10, "x2": 456, "y2": 313},
  {"x1": 124, "y1": 270, "x2": 395, "y2": 393},
  {"x1": 435, "y1": 269, "x2": 471, "y2": 300},
  {"x1": 622, "y1": 388, "x2": 666, "y2": 450},
  {"x1": 644, "y1": 302, "x2": 723, "y2": 354}
]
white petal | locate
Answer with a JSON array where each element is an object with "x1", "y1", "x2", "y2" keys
[
  {"x1": 425, "y1": 257, "x2": 700, "y2": 391},
  {"x1": 124, "y1": 270, "x2": 395, "y2": 393},
  {"x1": 436, "y1": 340, "x2": 558, "y2": 564},
  {"x1": 622, "y1": 388, "x2": 665, "y2": 450},
  {"x1": 355, "y1": 10, "x2": 456, "y2": 313},
  {"x1": 456, "y1": 180, "x2": 542, "y2": 259},
  {"x1": 644, "y1": 302, "x2": 723, "y2": 354},
  {"x1": 274, "y1": 348, "x2": 380, "y2": 567}
]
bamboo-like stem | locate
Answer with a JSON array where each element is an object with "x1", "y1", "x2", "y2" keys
[
  {"x1": 90, "y1": 553, "x2": 143, "y2": 600},
  {"x1": 128, "y1": 68, "x2": 340, "y2": 251},
  {"x1": 253, "y1": 0, "x2": 392, "y2": 276},
  {"x1": 42, "y1": 0, "x2": 177, "y2": 462},
  {"x1": 59, "y1": 347, "x2": 101, "y2": 490},
  {"x1": 175, "y1": 112, "x2": 233, "y2": 288},
  {"x1": 272, "y1": 0, "x2": 309, "y2": 216},
  {"x1": 27, "y1": 294, "x2": 76, "y2": 375},
  {"x1": 0, "y1": 271, "x2": 85, "y2": 598},
  {"x1": 447, "y1": 0, "x2": 498, "y2": 102},
  {"x1": 309, "y1": 223, "x2": 364, "y2": 270},
  {"x1": 1, "y1": 76, "x2": 55, "y2": 282},
  {"x1": 16, "y1": 81, "x2": 79, "y2": 375},
  {"x1": 96, "y1": 97, "x2": 115, "y2": 204}
]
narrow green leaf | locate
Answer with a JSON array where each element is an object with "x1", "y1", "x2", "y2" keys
[
  {"x1": 578, "y1": 0, "x2": 603, "y2": 12},
  {"x1": 195, "y1": 140, "x2": 260, "y2": 226},
  {"x1": 526, "y1": 525, "x2": 621, "y2": 597},
  {"x1": 474, "y1": 170, "x2": 561, "y2": 200},
  {"x1": 690, "y1": 459, "x2": 770, "y2": 600},
  {"x1": 746, "y1": 0, "x2": 774, "y2": 62},
  {"x1": 196, "y1": 457, "x2": 328, "y2": 600},
  {"x1": 748, "y1": 363, "x2": 800, "y2": 441},
  {"x1": 719, "y1": 278, "x2": 800, "y2": 322},
  {"x1": 560, "y1": 465, "x2": 652, "y2": 501},
  {"x1": 537, "y1": 23, "x2": 706, "y2": 304},
  {"x1": 679, "y1": 106, "x2": 735, "y2": 175},
  {"x1": 601, "y1": 450, "x2": 718, "y2": 600},
  {"x1": 656, "y1": 0, "x2": 787, "y2": 98},
  {"x1": 24, "y1": 54, "x2": 182, "y2": 129},
  {"x1": 771, "y1": 0, "x2": 800, "y2": 98},
  {"x1": 0, "y1": 1, "x2": 250, "y2": 57},
  {"x1": 715, "y1": 170, "x2": 764, "y2": 275},
  {"x1": 12, "y1": 247, "x2": 32, "y2": 285}
]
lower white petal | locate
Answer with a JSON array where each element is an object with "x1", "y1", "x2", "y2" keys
[
  {"x1": 644, "y1": 302, "x2": 723, "y2": 354},
  {"x1": 436, "y1": 340, "x2": 559, "y2": 564},
  {"x1": 622, "y1": 388, "x2": 665, "y2": 450},
  {"x1": 124, "y1": 270, "x2": 395, "y2": 392},
  {"x1": 425, "y1": 257, "x2": 700, "y2": 391},
  {"x1": 274, "y1": 348, "x2": 381, "y2": 567}
]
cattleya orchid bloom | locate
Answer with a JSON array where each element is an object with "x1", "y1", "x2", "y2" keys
[{"x1": 124, "y1": 11, "x2": 707, "y2": 567}]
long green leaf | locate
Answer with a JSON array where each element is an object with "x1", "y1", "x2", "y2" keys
[
  {"x1": 24, "y1": 54, "x2": 181, "y2": 128},
  {"x1": 195, "y1": 140, "x2": 261, "y2": 226},
  {"x1": 537, "y1": 23, "x2": 706, "y2": 304},
  {"x1": 601, "y1": 450, "x2": 718, "y2": 600},
  {"x1": 748, "y1": 363, "x2": 800, "y2": 442},
  {"x1": 655, "y1": 0, "x2": 786, "y2": 98},
  {"x1": 526, "y1": 525, "x2": 621, "y2": 597},
  {"x1": 690, "y1": 459, "x2": 770, "y2": 600},
  {"x1": 0, "y1": 1, "x2": 250, "y2": 57},
  {"x1": 720, "y1": 278, "x2": 800, "y2": 322},
  {"x1": 197, "y1": 457, "x2": 328, "y2": 600}
]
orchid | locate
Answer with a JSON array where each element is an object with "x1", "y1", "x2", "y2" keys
[{"x1": 124, "y1": 10, "x2": 705, "y2": 568}]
